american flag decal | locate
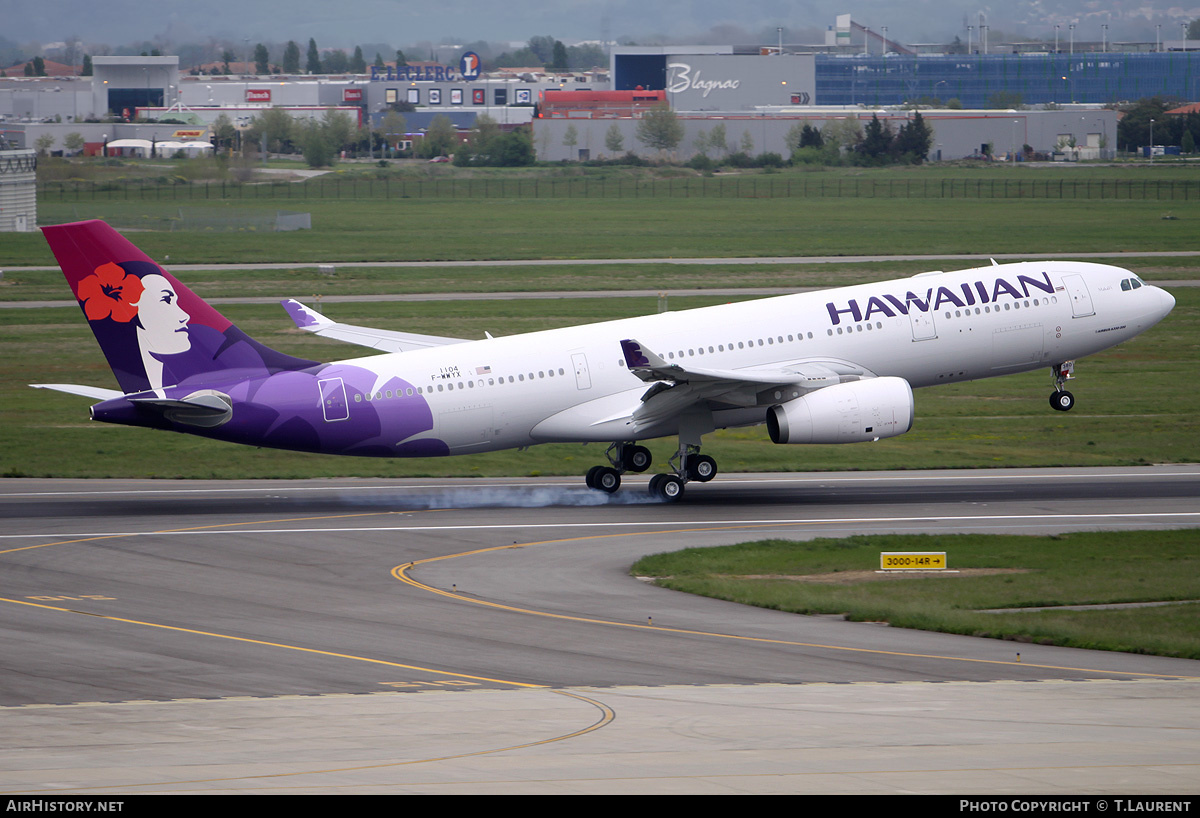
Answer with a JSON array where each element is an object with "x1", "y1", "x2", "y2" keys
[{"x1": 476, "y1": 365, "x2": 492, "y2": 375}]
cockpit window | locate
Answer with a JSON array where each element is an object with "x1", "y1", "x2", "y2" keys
[
  {"x1": 1132, "y1": 278, "x2": 1143, "y2": 289},
  {"x1": 1121, "y1": 279, "x2": 1131, "y2": 291}
]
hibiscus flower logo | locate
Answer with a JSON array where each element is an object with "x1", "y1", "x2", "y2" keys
[{"x1": 75, "y1": 262, "x2": 145, "y2": 323}]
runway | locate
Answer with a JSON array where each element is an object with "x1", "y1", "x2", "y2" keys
[{"x1": 2, "y1": 467, "x2": 1198, "y2": 794}]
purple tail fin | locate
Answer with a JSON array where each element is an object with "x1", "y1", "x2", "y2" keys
[{"x1": 43, "y1": 220, "x2": 316, "y2": 394}]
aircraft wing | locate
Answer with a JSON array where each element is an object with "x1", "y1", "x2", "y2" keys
[
  {"x1": 281, "y1": 299, "x2": 469, "y2": 353},
  {"x1": 619, "y1": 338, "x2": 872, "y2": 432}
]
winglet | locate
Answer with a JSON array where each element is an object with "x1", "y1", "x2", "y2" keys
[
  {"x1": 621, "y1": 338, "x2": 667, "y2": 369},
  {"x1": 281, "y1": 299, "x2": 331, "y2": 331}
]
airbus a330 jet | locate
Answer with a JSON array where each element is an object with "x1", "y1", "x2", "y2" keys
[{"x1": 34, "y1": 220, "x2": 1175, "y2": 501}]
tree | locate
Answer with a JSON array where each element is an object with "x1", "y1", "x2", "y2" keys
[
  {"x1": 351, "y1": 46, "x2": 367, "y2": 74},
  {"x1": 81, "y1": 54, "x2": 92, "y2": 76},
  {"x1": 63, "y1": 132, "x2": 85, "y2": 154},
  {"x1": 221, "y1": 50, "x2": 234, "y2": 74},
  {"x1": 395, "y1": 49, "x2": 408, "y2": 67},
  {"x1": 379, "y1": 110, "x2": 408, "y2": 156},
  {"x1": 635, "y1": 103, "x2": 683, "y2": 154},
  {"x1": 248, "y1": 107, "x2": 296, "y2": 154},
  {"x1": 893, "y1": 111, "x2": 933, "y2": 164},
  {"x1": 549, "y1": 40, "x2": 569, "y2": 72},
  {"x1": 491, "y1": 129, "x2": 534, "y2": 166},
  {"x1": 32, "y1": 56, "x2": 46, "y2": 76},
  {"x1": 211, "y1": 114, "x2": 237, "y2": 151},
  {"x1": 692, "y1": 128, "x2": 709, "y2": 157},
  {"x1": 567, "y1": 43, "x2": 606, "y2": 72},
  {"x1": 455, "y1": 114, "x2": 499, "y2": 164},
  {"x1": 604, "y1": 123, "x2": 624, "y2": 154},
  {"x1": 282, "y1": 41, "x2": 300, "y2": 74},
  {"x1": 35, "y1": 133, "x2": 54, "y2": 155},
  {"x1": 254, "y1": 44, "x2": 269, "y2": 75},
  {"x1": 320, "y1": 108, "x2": 355, "y2": 152},
  {"x1": 1118, "y1": 97, "x2": 1172, "y2": 152},
  {"x1": 417, "y1": 114, "x2": 458, "y2": 158},
  {"x1": 821, "y1": 117, "x2": 862, "y2": 157},
  {"x1": 708, "y1": 122, "x2": 728, "y2": 156},
  {"x1": 322, "y1": 50, "x2": 347, "y2": 73},
  {"x1": 306, "y1": 38, "x2": 321, "y2": 74},
  {"x1": 739, "y1": 130, "x2": 754, "y2": 154},
  {"x1": 856, "y1": 115, "x2": 893, "y2": 164},
  {"x1": 527, "y1": 36, "x2": 556, "y2": 64},
  {"x1": 563, "y1": 124, "x2": 578, "y2": 153},
  {"x1": 298, "y1": 119, "x2": 336, "y2": 167}
]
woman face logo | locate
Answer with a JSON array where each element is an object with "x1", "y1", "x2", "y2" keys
[{"x1": 135, "y1": 274, "x2": 191, "y2": 355}]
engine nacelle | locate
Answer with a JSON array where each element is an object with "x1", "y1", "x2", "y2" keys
[{"x1": 767, "y1": 377, "x2": 914, "y2": 444}]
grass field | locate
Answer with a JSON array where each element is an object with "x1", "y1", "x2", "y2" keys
[
  {"x1": 5, "y1": 160, "x2": 1200, "y2": 267},
  {"x1": 630, "y1": 532, "x2": 1200, "y2": 659},
  {"x1": 1, "y1": 198, "x2": 1193, "y2": 265}
]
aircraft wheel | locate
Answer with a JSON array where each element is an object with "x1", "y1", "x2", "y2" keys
[
  {"x1": 622, "y1": 445, "x2": 652, "y2": 473},
  {"x1": 686, "y1": 454, "x2": 718, "y2": 483},
  {"x1": 649, "y1": 473, "x2": 685, "y2": 502},
  {"x1": 585, "y1": 465, "x2": 602, "y2": 489},
  {"x1": 1050, "y1": 390, "x2": 1075, "y2": 412},
  {"x1": 594, "y1": 466, "x2": 621, "y2": 493}
]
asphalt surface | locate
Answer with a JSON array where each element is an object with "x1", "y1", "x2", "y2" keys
[{"x1": 1, "y1": 467, "x2": 1198, "y2": 793}]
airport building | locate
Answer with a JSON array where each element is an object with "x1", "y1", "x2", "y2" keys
[{"x1": 0, "y1": 31, "x2": 1189, "y2": 163}]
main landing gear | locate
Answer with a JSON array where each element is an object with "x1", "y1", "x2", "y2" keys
[
  {"x1": 585, "y1": 441, "x2": 718, "y2": 502},
  {"x1": 584, "y1": 441, "x2": 652, "y2": 494},
  {"x1": 1049, "y1": 361, "x2": 1076, "y2": 412}
]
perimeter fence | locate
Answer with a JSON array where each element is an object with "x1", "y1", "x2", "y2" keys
[{"x1": 38, "y1": 176, "x2": 1200, "y2": 202}]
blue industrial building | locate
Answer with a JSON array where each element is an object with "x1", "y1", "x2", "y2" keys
[{"x1": 815, "y1": 52, "x2": 1199, "y2": 107}]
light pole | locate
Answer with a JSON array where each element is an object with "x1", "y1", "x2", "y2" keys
[
  {"x1": 1102, "y1": 24, "x2": 1108, "y2": 53},
  {"x1": 882, "y1": 26, "x2": 888, "y2": 55},
  {"x1": 1069, "y1": 23, "x2": 1075, "y2": 56},
  {"x1": 981, "y1": 25, "x2": 989, "y2": 55},
  {"x1": 1055, "y1": 24, "x2": 1060, "y2": 53},
  {"x1": 1012, "y1": 119, "x2": 1019, "y2": 162},
  {"x1": 1156, "y1": 25, "x2": 1162, "y2": 53},
  {"x1": 1149, "y1": 118, "x2": 1155, "y2": 162},
  {"x1": 967, "y1": 26, "x2": 974, "y2": 54}
]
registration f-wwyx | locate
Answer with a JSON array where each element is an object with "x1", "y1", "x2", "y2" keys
[{"x1": 35, "y1": 220, "x2": 1175, "y2": 501}]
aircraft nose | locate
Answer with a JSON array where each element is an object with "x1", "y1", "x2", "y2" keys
[{"x1": 1158, "y1": 286, "x2": 1176, "y2": 319}]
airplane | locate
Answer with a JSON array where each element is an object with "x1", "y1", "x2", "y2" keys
[{"x1": 33, "y1": 219, "x2": 1175, "y2": 501}]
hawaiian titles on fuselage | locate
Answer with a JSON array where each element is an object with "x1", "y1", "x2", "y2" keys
[{"x1": 826, "y1": 272, "x2": 1057, "y2": 326}]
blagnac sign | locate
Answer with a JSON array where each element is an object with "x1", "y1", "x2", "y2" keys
[
  {"x1": 666, "y1": 62, "x2": 739, "y2": 98},
  {"x1": 656, "y1": 54, "x2": 815, "y2": 109}
]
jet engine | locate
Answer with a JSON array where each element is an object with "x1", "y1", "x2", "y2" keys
[{"x1": 766, "y1": 377, "x2": 914, "y2": 444}]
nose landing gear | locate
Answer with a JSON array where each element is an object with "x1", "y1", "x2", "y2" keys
[{"x1": 1050, "y1": 361, "x2": 1076, "y2": 412}]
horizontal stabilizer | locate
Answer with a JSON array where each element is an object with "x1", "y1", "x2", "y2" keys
[
  {"x1": 281, "y1": 299, "x2": 468, "y2": 352},
  {"x1": 30, "y1": 383, "x2": 124, "y2": 401}
]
